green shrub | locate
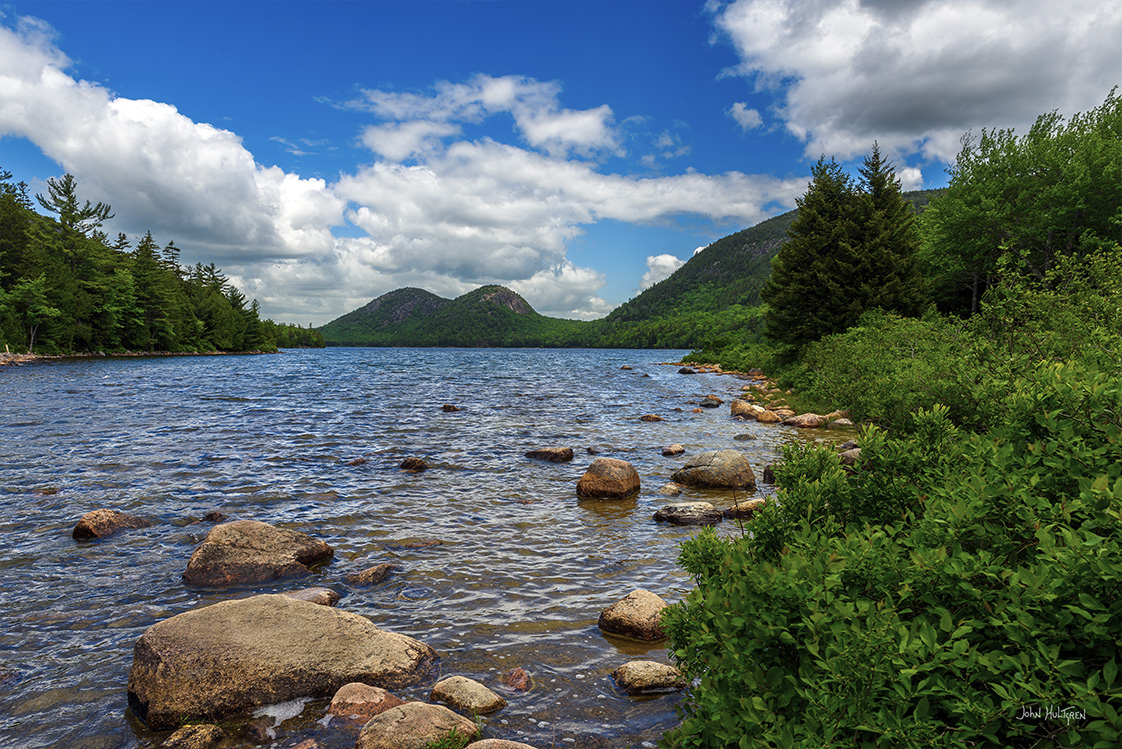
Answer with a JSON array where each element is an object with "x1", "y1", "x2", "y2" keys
[{"x1": 662, "y1": 360, "x2": 1122, "y2": 748}]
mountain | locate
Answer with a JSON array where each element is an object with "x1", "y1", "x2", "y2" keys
[
  {"x1": 318, "y1": 189, "x2": 942, "y2": 348},
  {"x1": 319, "y1": 284, "x2": 586, "y2": 346}
]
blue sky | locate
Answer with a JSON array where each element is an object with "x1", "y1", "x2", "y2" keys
[{"x1": 2, "y1": 1, "x2": 1118, "y2": 325}]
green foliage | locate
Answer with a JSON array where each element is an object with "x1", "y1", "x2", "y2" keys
[
  {"x1": 0, "y1": 168, "x2": 274, "y2": 354},
  {"x1": 795, "y1": 310, "x2": 985, "y2": 432},
  {"x1": 663, "y1": 369, "x2": 1122, "y2": 747},
  {"x1": 919, "y1": 89, "x2": 1121, "y2": 315}
]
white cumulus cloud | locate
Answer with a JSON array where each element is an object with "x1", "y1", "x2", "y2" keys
[
  {"x1": 639, "y1": 254, "x2": 686, "y2": 290},
  {"x1": 712, "y1": 0, "x2": 1122, "y2": 163}
]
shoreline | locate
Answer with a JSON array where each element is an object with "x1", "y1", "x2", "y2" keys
[{"x1": 0, "y1": 349, "x2": 279, "y2": 367}]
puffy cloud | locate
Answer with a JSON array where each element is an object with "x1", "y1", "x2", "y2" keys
[
  {"x1": 349, "y1": 73, "x2": 621, "y2": 159},
  {"x1": 728, "y1": 102, "x2": 763, "y2": 130},
  {"x1": 639, "y1": 254, "x2": 687, "y2": 290},
  {"x1": 509, "y1": 262, "x2": 613, "y2": 320},
  {"x1": 0, "y1": 18, "x2": 345, "y2": 260},
  {"x1": 712, "y1": 0, "x2": 1122, "y2": 162}
]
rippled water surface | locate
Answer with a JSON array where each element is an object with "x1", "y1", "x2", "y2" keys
[{"x1": 0, "y1": 348, "x2": 849, "y2": 749}]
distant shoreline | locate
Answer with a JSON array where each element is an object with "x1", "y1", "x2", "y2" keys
[{"x1": 0, "y1": 350, "x2": 279, "y2": 367}]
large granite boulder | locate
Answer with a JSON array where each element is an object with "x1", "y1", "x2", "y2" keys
[
  {"x1": 430, "y1": 675, "x2": 507, "y2": 714},
  {"x1": 671, "y1": 449, "x2": 756, "y2": 490},
  {"x1": 182, "y1": 520, "x2": 334, "y2": 587},
  {"x1": 612, "y1": 660, "x2": 686, "y2": 695},
  {"x1": 598, "y1": 590, "x2": 668, "y2": 641},
  {"x1": 127, "y1": 594, "x2": 437, "y2": 730},
  {"x1": 73, "y1": 508, "x2": 151, "y2": 540},
  {"x1": 576, "y1": 458, "x2": 640, "y2": 499},
  {"x1": 653, "y1": 502, "x2": 722, "y2": 526},
  {"x1": 356, "y1": 702, "x2": 479, "y2": 749}
]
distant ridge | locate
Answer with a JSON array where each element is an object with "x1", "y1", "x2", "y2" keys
[{"x1": 318, "y1": 188, "x2": 942, "y2": 348}]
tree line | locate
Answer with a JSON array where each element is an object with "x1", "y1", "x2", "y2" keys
[{"x1": 0, "y1": 171, "x2": 323, "y2": 354}]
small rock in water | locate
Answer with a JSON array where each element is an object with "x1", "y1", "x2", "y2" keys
[
  {"x1": 658, "y1": 483, "x2": 683, "y2": 497},
  {"x1": 328, "y1": 682, "x2": 405, "y2": 724},
  {"x1": 346, "y1": 563, "x2": 395, "y2": 586},
  {"x1": 699, "y1": 396, "x2": 722, "y2": 408},
  {"x1": 161, "y1": 723, "x2": 225, "y2": 749},
  {"x1": 430, "y1": 675, "x2": 507, "y2": 714},
  {"x1": 678, "y1": 367, "x2": 696, "y2": 375},
  {"x1": 356, "y1": 702, "x2": 479, "y2": 749},
  {"x1": 525, "y1": 446, "x2": 574, "y2": 463},
  {"x1": 598, "y1": 590, "x2": 668, "y2": 641},
  {"x1": 612, "y1": 660, "x2": 686, "y2": 695},
  {"x1": 73, "y1": 508, "x2": 152, "y2": 540},
  {"x1": 202, "y1": 510, "x2": 228, "y2": 523},
  {"x1": 441, "y1": 404, "x2": 463, "y2": 412},
  {"x1": 732, "y1": 433, "x2": 756, "y2": 441},
  {"x1": 723, "y1": 498, "x2": 767, "y2": 520},
  {"x1": 620, "y1": 365, "x2": 632, "y2": 370},
  {"x1": 639, "y1": 414, "x2": 663, "y2": 422},
  {"x1": 345, "y1": 458, "x2": 368, "y2": 466},
  {"x1": 400, "y1": 457, "x2": 428, "y2": 472},
  {"x1": 282, "y1": 587, "x2": 341, "y2": 607},
  {"x1": 661, "y1": 444, "x2": 685, "y2": 456},
  {"x1": 653, "y1": 502, "x2": 722, "y2": 526},
  {"x1": 761, "y1": 464, "x2": 777, "y2": 484},
  {"x1": 576, "y1": 458, "x2": 640, "y2": 499},
  {"x1": 501, "y1": 667, "x2": 532, "y2": 692}
]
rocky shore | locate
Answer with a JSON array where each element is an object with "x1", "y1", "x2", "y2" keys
[{"x1": 53, "y1": 359, "x2": 856, "y2": 748}]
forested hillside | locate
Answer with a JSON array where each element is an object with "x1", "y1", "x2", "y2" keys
[{"x1": 0, "y1": 171, "x2": 323, "y2": 354}]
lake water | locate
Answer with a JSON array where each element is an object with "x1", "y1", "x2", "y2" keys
[{"x1": 0, "y1": 348, "x2": 847, "y2": 749}]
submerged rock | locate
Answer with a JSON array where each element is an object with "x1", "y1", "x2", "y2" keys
[
  {"x1": 182, "y1": 520, "x2": 334, "y2": 587},
  {"x1": 346, "y1": 563, "x2": 395, "y2": 586},
  {"x1": 612, "y1": 660, "x2": 686, "y2": 695},
  {"x1": 639, "y1": 414, "x2": 664, "y2": 422},
  {"x1": 127, "y1": 594, "x2": 437, "y2": 731},
  {"x1": 430, "y1": 675, "x2": 507, "y2": 714},
  {"x1": 671, "y1": 449, "x2": 756, "y2": 490},
  {"x1": 72, "y1": 509, "x2": 151, "y2": 540},
  {"x1": 598, "y1": 590, "x2": 668, "y2": 641},
  {"x1": 576, "y1": 458, "x2": 640, "y2": 499},
  {"x1": 356, "y1": 702, "x2": 479, "y2": 749},
  {"x1": 400, "y1": 457, "x2": 428, "y2": 472},
  {"x1": 500, "y1": 667, "x2": 532, "y2": 692}
]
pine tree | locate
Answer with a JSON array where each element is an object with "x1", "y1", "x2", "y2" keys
[
  {"x1": 854, "y1": 143, "x2": 927, "y2": 317},
  {"x1": 761, "y1": 157, "x2": 862, "y2": 349}
]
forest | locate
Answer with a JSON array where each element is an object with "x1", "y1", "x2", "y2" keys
[
  {"x1": 0, "y1": 171, "x2": 323, "y2": 355},
  {"x1": 662, "y1": 93, "x2": 1120, "y2": 747}
]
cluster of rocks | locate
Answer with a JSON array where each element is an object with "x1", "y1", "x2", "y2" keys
[{"x1": 69, "y1": 508, "x2": 685, "y2": 747}]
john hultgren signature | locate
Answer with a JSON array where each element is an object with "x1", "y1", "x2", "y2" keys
[{"x1": 1016, "y1": 704, "x2": 1086, "y2": 726}]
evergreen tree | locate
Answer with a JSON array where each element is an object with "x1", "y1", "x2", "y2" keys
[
  {"x1": 763, "y1": 150, "x2": 928, "y2": 351},
  {"x1": 854, "y1": 143, "x2": 927, "y2": 317},
  {"x1": 34, "y1": 173, "x2": 114, "y2": 237},
  {"x1": 761, "y1": 157, "x2": 862, "y2": 349}
]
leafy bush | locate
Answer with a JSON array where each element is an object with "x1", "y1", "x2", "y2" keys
[{"x1": 662, "y1": 360, "x2": 1122, "y2": 748}]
